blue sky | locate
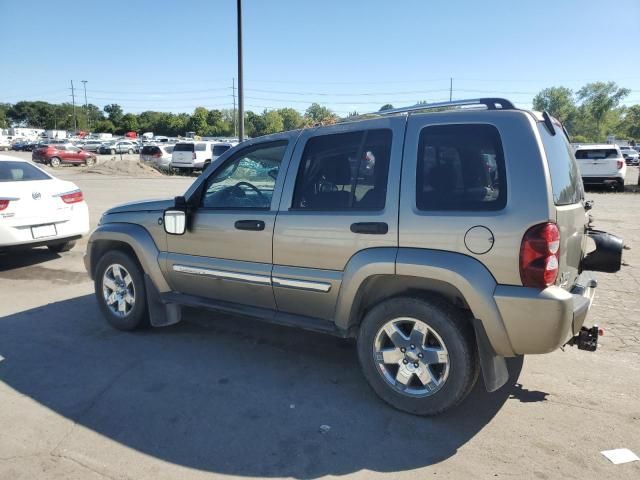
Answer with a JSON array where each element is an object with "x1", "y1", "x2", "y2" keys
[{"x1": 1, "y1": 0, "x2": 639, "y2": 115}]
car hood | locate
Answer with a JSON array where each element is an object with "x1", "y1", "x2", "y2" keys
[{"x1": 105, "y1": 199, "x2": 174, "y2": 214}]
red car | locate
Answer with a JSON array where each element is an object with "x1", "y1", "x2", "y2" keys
[{"x1": 32, "y1": 144, "x2": 97, "y2": 167}]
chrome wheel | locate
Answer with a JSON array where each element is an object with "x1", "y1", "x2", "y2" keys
[
  {"x1": 373, "y1": 317, "x2": 450, "y2": 397},
  {"x1": 102, "y1": 264, "x2": 135, "y2": 317}
]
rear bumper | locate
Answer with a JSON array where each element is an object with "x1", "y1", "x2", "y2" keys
[
  {"x1": 0, "y1": 203, "x2": 90, "y2": 248},
  {"x1": 493, "y1": 272, "x2": 597, "y2": 354},
  {"x1": 581, "y1": 176, "x2": 624, "y2": 185}
]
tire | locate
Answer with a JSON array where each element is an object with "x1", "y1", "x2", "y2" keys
[
  {"x1": 47, "y1": 240, "x2": 76, "y2": 253},
  {"x1": 85, "y1": 157, "x2": 96, "y2": 167},
  {"x1": 94, "y1": 250, "x2": 148, "y2": 331},
  {"x1": 49, "y1": 157, "x2": 61, "y2": 168},
  {"x1": 357, "y1": 296, "x2": 478, "y2": 416},
  {"x1": 615, "y1": 180, "x2": 624, "y2": 192}
]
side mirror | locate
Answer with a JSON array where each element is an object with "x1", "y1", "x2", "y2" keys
[{"x1": 164, "y1": 209, "x2": 186, "y2": 235}]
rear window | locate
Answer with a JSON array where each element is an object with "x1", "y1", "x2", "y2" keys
[
  {"x1": 575, "y1": 148, "x2": 619, "y2": 159},
  {"x1": 213, "y1": 145, "x2": 231, "y2": 156},
  {"x1": 174, "y1": 143, "x2": 194, "y2": 152},
  {"x1": 416, "y1": 124, "x2": 506, "y2": 211},
  {"x1": 141, "y1": 146, "x2": 160, "y2": 155},
  {"x1": 0, "y1": 161, "x2": 50, "y2": 182},
  {"x1": 538, "y1": 125, "x2": 584, "y2": 205}
]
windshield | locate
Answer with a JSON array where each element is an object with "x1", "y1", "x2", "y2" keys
[{"x1": 0, "y1": 161, "x2": 50, "y2": 182}]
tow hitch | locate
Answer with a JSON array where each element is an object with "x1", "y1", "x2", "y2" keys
[{"x1": 566, "y1": 325, "x2": 604, "y2": 352}]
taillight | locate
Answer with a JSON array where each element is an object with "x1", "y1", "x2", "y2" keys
[
  {"x1": 617, "y1": 160, "x2": 624, "y2": 169},
  {"x1": 519, "y1": 222, "x2": 560, "y2": 289},
  {"x1": 0, "y1": 199, "x2": 10, "y2": 211},
  {"x1": 59, "y1": 190, "x2": 84, "y2": 204}
]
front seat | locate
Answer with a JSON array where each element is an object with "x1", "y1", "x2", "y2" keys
[{"x1": 308, "y1": 156, "x2": 354, "y2": 209}]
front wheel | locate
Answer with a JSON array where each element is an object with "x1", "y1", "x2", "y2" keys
[
  {"x1": 49, "y1": 157, "x2": 61, "y2": 167},
  {"x1": 95, "y1": 250, "x2": 148, "y2": 331},
  {"x1": 357, "y1": 296, "x2": 478, "y2": 416},
  {"x1": 85, "y1": 157, "x2": 96, "y2": 167}
]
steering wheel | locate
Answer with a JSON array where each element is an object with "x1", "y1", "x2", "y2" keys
[{"x1": 227, "y1": 181, "x2": 266, "y2": 200}]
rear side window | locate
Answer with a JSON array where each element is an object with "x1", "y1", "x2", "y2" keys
[
  {"x1": 213, "y1": 145, "x2": 231, "y2": 156},
  {"x1": 538, "y1": 125, "x2": 583, "y2": 205},
  {"x1": 195, "y1": 143, "x2": 207, "y2": 152},
  {"x1": 416, "y1": 124, "x2": 506, "y2": 211},
  {"x1": 575, "y1": 148, "x2": 619, "y2": 159},
  {"x1": 0, "y1": 161, "x2": 50, "y2": 182},
  {"x1": 292, "y1": 129, "x2": 392, "y2": 211},
  {"x1": 174, "y1": 143, "x2": 194, "y2": 152}
]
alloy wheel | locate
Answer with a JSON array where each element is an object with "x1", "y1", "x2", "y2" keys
[{"x1": 102, "y1": 264, "x2": 136, "y2": 317}]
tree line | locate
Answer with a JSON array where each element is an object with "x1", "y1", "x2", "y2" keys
[{"x1": 0, "y1": 81, "x2": 637, "y2": 142}]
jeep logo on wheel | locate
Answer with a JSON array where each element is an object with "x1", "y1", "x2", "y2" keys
[{"x1": 32, "y1": 192, "x2": 41, "y2": 200}]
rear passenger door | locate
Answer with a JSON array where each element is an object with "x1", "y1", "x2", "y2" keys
[{"x1": 272, "y1": 118, "x2": 404, "y2": 320}]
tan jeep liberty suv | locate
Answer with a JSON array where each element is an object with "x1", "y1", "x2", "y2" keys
[{"x1": 85, "y1": 98, "x2": 623, "y2": 415}]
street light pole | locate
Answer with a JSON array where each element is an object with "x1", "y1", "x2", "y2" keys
[
  {"x1": 237, "y1": 0, "x2": 244, "y2": 142},
  {"x1": 81, "y1": 80, "x2": 89, "y2": 131}
]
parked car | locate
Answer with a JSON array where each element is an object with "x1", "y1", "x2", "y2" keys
[
  {"x1": 619, "y1": 146, "x2": 640, "y2": 165},
  {"x1": 0, "y1": 137, "x2": 9, "y2": 151},
  {"x1": 11, "y1": 140, "x2": 38, "y2": 152},
  {"x1": 171, "y1": 141, "x2": 214, "y2": 171},
  {"x1": 574, "y1": 144, "x2": 626, "y2": 191},
  {"x1": 32, "y1": 144, "x2": 97, "y2": 167},
  {"x1": 81, "y1": 140, "x2": 106, "y2": 152},
  {"x1": 0, "y1": 155, "x2": 89, "y2": 252},
  {"x1": 212, "y1": 141, "x2": 238, "y2": 164},
  {"x1": 85, "y1": 98, "x2": 623, "y2": 416},
  {"x1": 140, "y1": 144, "x2": 174, "y2": 170},
  {"x1": 98, "y1": 140, "x2": 139, "y2": 155}
]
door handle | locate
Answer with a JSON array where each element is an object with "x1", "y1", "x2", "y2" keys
[
  {"x1": 350, "y1": 222, "x2": 389, "y2": 235},
  {"x1": 235, "y1": 220, "x2": 265, "y2": 231}
]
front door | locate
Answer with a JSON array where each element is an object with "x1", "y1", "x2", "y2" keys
[
  {"x1": 272, "y1": 118, "x2": 405, "y2": 320},
  {"x1": 164, "y1": 138, "x2": 294, "y2": 309}
]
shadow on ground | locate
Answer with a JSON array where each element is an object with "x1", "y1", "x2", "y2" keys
[
  {"x1": 0, "y1": 294, "x2": 527, "y2": 478},
  {"x1": 0, "y1": 248, "x2": 60, "y2": 271}
]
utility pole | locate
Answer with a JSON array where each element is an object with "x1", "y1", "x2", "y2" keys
[
  {"x1": 232, "y1": 77, "x2": 237, "y2": 138},
  {"x1": 237, "y1": 0, "x2": 244, "y2": 142},
  {"x1": 449, "y1": 77, "x2": 453, "y2": 102},
  {"x1": 70, "y1": 80, "x2": 77, "y2": 132},
  {"x1": 81, "y1": 80, "x2": 89, "y2": 131}
]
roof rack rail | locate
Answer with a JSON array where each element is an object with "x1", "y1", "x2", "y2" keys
[{"x1": 372, "y1": 98, "x2": 516, "y2": 116}]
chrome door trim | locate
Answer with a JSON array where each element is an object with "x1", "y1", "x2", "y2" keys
[
  {"x1": 173, "y1": 264, "x2": 271, "y2": 285},
  {"x1": 272, "y1": 276, "x2": 332, "y2": 293}
]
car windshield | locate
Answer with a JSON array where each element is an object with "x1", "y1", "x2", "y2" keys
[{"x1": 0, "y1": 161, "x2": 50, "y2": 182}]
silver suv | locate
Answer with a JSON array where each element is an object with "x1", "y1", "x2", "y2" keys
[{"x1": 84, "y1": 98, "x2": 623, "y2": 416}]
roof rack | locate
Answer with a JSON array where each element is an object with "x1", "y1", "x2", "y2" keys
[{"x1": 372, "y1": 97, "x2": 516, "y2": 116}]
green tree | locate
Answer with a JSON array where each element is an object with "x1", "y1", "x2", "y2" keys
[
  {"x1": 93, "y1": 119, "x2": 116, "y2": 133},
  {"x1": 576, "y1": 82, "x2": 630, "y2": 138},
  {"x1": 277, "y1": 107, "x2": 303, "y2": 131},
  {"x1": 379, "y1": 104, "x2": 394, "y2": 111},
  {"x1": 103, "y1": 104, "x2": 124, "y2": 126},
  {"x1": 532, "y1": 87, "x2": 576, "y2": 125},
  {"x1": 245, "y1": 111, "x2": 265, "y2": 138},
  {"x1": 0, "y1": 103, "x2": 10, "y2": 128},
  {"x1": 304, "y1": 103, "x2": 336, "y2": 124},
  {"x1": 187, "y1": 107, "x2": 209, "y2": 136},
  {"x1": 120, "y1": 113, "x2": 139, "y2": 133},
  {"x1": 262, "y1": 110, "x2": 284, "y2": 134},
  {"x1": 618, "y1": 105, "x2": 640, "y2": 140}
]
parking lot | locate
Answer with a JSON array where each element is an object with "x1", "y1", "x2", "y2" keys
[{"x1": 1, "y1": 153, "x2": 639, "y2": 479}]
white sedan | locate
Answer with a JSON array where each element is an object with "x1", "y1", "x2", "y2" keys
[{"x1": 0, "y1": 155, "x2": 89, "y2": 252}]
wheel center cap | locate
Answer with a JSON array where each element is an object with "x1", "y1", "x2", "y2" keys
[{"x1": 405, "y1": 350, "x2": 419, "y2": 362}]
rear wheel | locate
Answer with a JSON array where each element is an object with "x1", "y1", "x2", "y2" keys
[
  {"x1": 49, "y1": 157, "x2": 61, "y2": 167},
  {"x1": 47, "y1": 240, "x2": 76, "y2": 253},
  {"x1": 615, "y1": 180, "x2": 625, "y2": 192},
  {"x1": 95, "y1": 250, "x2": 148, "y2": 331},
  {"x1": 357, "y1": 296, "x2": 478, "y2": 416},
  {"x1": 85, "y1": 157, "x2": 96, "y2": 167}
]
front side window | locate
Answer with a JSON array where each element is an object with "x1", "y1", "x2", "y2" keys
[
  {"x1": 201, "y1": 141, "x2": 287, "y2": 209},
  {"x1": 416, "y1": 124, "x2": 506, "y2": 211},
  {"x1": 292, "y1": 129, "x2": 392, "y2": 211}
]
